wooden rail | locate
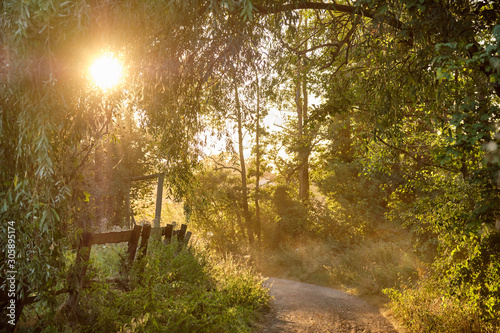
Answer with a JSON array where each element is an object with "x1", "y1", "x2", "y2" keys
[
  {"x1": 125, "y1": 173, "x2": 165, "y2": 228},
  {"x1": 26, "y1": 223, "x2": 193, "y2": 320},
  {"x1": 4, "y1": 222, "x2": 193, "y2": 327}
]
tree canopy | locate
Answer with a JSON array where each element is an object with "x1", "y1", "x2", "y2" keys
[{"x1": 1, "y1": 0, "x2": 500, "y2": 330}]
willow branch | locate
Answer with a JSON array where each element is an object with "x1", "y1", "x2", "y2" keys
[
  {"x1": 253, "y1": 2, "x2": 404, "y2": 31},
  {"x1": 376, "y1": 135, "x2": 459, "y2": 173}
]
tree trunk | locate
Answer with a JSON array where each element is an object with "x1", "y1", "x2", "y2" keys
[
  {"x1": 298, "y1": 76, "x2": 309, "y2": 203},
  {"x1": 234, "y1": 73, "x2": 254, "y2": 246},
  {"x1": 296, "y1": 18, "x2": 310, "y2": 203},
  {"x1": 254, "y1": 69, "x2": 262, "y2": 248}
]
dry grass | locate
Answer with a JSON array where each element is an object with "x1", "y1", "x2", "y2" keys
[{"x1": 256, "y1": 221, "x2": 421, "y2": 307}]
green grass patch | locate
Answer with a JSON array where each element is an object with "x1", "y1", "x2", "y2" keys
[
  {"x1": 24, "y1": 240, "x2": 270, "y2": 332},
  {"x1": 384, "y1": 278, "x2": 491, "y2": 332}
]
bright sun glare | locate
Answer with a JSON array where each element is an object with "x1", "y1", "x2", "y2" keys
[{"x1": 90, "y1": 55, "x2": 123, "y2": 90}]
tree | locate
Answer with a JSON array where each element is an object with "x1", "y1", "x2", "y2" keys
[
  {"x1": 0, "y1": 0, "x2": 133, "y2": 323},
  {"x1": 2, "y1": 0, "x2": 500, "y2": 327}
]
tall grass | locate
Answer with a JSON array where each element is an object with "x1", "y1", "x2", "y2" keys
[
  {"x1": 22, "y1": 239, "x2": 270, "y2": 332},
  {"x1": 256, "y1": 222, "x2": 421, "y2": 302},
  {"x1": 384, "y1": 278, "x2": 491, "y2": 333},
  {"x1": 325, "y1": 238, "x2": 419, "y2": 295},
  {"x1": 256, "y1": 238, "x2": 337, "y2": 286}
]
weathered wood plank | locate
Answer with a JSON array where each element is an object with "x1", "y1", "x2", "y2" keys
[
  {"x1": 178, "y1": 224, "x2": 188, "y2": 241},
  {"x1": 137, "y1": 224, "x2": 152, "y2": 260},
  {"x1": 184, "y1": 231, "x2": 192, "y2": 244},
  {"x1": 128, "y1": 173, "x2": 161, "y2": 181},
  {"x1": 154, "y1": 174, "x2": 164, "y2": 228},
  {"x1": 91, "y1": 230, "x2": 134, "y2": 245},
  {"x1": 125, "y1": 182, "x2": 131, "y2": 228},
  {"x1": 127, "y1": 225, "x2": 142, "y2": 262},
  {"x1": 164, "y1": 224, "x2": 174, "y2": 243}
]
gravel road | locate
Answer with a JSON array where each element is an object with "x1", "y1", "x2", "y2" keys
[{"x1": 255, "y1": 278, "x2": 400, "y2": 333}]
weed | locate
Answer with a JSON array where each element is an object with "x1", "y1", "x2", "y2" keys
[
  {"x1": 384, "y1": 277, "x2": 497, "y2": 332},
  {"x1": 22, "y1": 239, "x2": 269, "y2": 332}
]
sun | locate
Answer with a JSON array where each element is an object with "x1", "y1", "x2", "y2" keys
[{"x1": 90, "y1": 55, "x2": 123, "y2": 90}]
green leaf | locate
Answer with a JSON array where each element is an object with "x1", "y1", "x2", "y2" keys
[
  {"x1": 51, "y1": 208, "x2": 60, "y2": 222},
  {"x1": 490, "y1": 57, "x2": 500, "y2": 72},
  {"x1": 240, "y1": 0, "x2": 254, "y2": 21},
  {"x1": 492, "y1": 25, "x2": 500, "y2": 40},
  {"x1": 436, "y1": 67, "x2": 453, "y2": 81}
]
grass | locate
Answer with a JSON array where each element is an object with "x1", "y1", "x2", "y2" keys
[
  {"x1": 256, "y1": 221, "x2": 422, "y2": 307},
  {"x1": 325, "y1": 237, "x2": 420, "y2": 295},
  {"x1": 20, "y1": 239, "x2": 270, "y2": 332},
  {"x1": 384, "y1": 278, "x2": 490, "y2": 333}
]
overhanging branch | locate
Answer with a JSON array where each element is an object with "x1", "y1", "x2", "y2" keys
[
  {"x1": 376, "y1": 135, "x2": 459, "y2": 173},
  {"x1": 209, "y1": 155, "x2": 242, "y2": 174},
  {"x1": 253, "y1": 1, "x2": 404, "y2": 31}
]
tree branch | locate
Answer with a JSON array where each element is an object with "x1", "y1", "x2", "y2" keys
[
  {"x1": 208, "y1": 155, "x2": 242, "y2": 174},
  {"x1": 253, "y1": 1, "x2": 404, "y2": 31},
  {"x1": 376, "y1": 135, "x2": 459, "y2": 173}
]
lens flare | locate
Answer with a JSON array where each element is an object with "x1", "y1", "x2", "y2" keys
[{"x1": 90, "y1": 55, "x2": 122, "y2": 90}]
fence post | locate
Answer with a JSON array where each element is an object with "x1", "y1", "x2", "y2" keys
[
  {"x1": 127, "y1": 225, "x2": 142, "y2": 263},
  {"x1": 64, "y1": 232, "x2": 92, "y2": 319},
  {"x1": 125, "y1": 181, "x2": 131, "y2": 229},
  {"x1": 154, "y1": 173, "x2": 164, "y2": 228},
  {"x1": 178, "y1": 224, "x2": 188, "y2": 242},
  {"x1": 137, "y1": 224, "x2": 152, "y2": 260},
  {"x1": 184, "y1": 231, "x2": 192, "y2": 244},
  {"x1": 164, "y1": 224, "x2": 174, "y2": 243}
]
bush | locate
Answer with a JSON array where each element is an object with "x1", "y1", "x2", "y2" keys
[
  {"x1": 384, "y1": 277, "x2": 496, "y2": 333},
  {"x1": 325, "y1": 235, "x2": 419, "y2": 296},
  {"x1": 29, "y1": 239, "x2": 269, "y2": 332},
  {"x1": 386, "y1": 172, "x2": 500, "y2": 331},
  {"x1": 272, "y1": 185, "x2": 310, "y2": 239}
]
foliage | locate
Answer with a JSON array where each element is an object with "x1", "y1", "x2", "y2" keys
[
  {"x1": 0, "y1": 0, "x2": 99, "y2": 317},
  {"x1": 386, "y1": 166, "x2": 500, "y2": 329},
  {"x1": 256, "y1": 220, "x2": 420, "y2": 299},
  {"x1": 3, "y1": 0, "x2": 500, "y2": 330},
  {"x1": 272, "y1": 185, "x2": 310, "y2": 238},
  {"x1": 187, "y1": 165, "x2": 250, "y2": 252},
  {"x1": 28, "y1": 240, "x2": 269, "y2": 332},
  {"x1": 313, "y1": 155, "x2": 387, "y2": 240},
  {"x1": 385, "y1": 276, "x2": 498, "y2": 333}
]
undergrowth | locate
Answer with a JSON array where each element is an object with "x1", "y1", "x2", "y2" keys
[
  {"x1": 384, "y1": 277, "x2": 494, "y2": 333},
  {"x1": 22, "y1": 239, "x2": 269, "y2": 332},
  {"x1": 384, "y1": 232, "x2": 500, "y2": 332},
  {"x1": 256, "y1": 221, "x2": 421, "y2": 302}
]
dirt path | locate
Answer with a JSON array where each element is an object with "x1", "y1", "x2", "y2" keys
[{"x1": 255, "y1": 278, "x2": 400, "y2": 333}]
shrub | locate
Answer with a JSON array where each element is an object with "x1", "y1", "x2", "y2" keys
[
  {"x1": 386, "y1": 172, "x2": 500, "y2": 331},
  {"x1": 325, "y1": 233, "x2": 419, "y2": 296},
  {"x1": 384, "y1": 277, "x2": 493, "y2": 333},
  {"x1": 30, "y1": 239, "x2": 269, "y2": 332},
  {"x1": 272, "y1": 185, "x2": 310, "y2": 239}
]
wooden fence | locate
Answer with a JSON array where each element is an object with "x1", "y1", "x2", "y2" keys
[
  {"x1": 65, "y1": 223, "x2": 192, "y2": 315},
  {"x1": 3, "y1": 172, "x2": 184, "y2": 329},
  {"x1": 3, "y1": 223, "x2": 192, "y2": 329}
]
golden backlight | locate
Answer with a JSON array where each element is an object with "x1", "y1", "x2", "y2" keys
[{"x1": 90, "y1": 55, "x2": 122, "y2": 90}]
